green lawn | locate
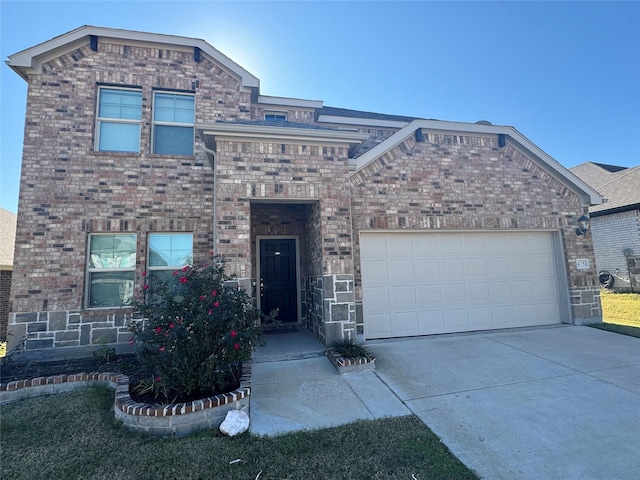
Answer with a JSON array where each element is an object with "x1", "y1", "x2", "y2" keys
[
  {"x1": 600, "y1": 291, "x2": 640, "y2": 327},
  {"x1": 1, "y1": 385, "x2": 477, "y2": 480}
]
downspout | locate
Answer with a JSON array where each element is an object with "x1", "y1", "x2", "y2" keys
[{"x1": 201, "y1": 144, "x2": 217, "y2": 255}]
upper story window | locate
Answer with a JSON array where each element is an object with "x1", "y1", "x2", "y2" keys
[
  {"x1": 147, "y1": 233, "x2": 193, "y2": 287},
  {"x1": 152, "y1": 92, "x2": 195, "y2": 155},
  {"x1": 86, "y1": 233, "x2": 137, "y2": 308},
  {"x1": 96, "y1": 87, "x2": 142, "y2": 152},
  {"x1": 265, "y1": 112, "x2": 287, "y2": 122}
]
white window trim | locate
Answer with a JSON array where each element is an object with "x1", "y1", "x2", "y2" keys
[
  {"x1": 146, "y1": 232, "x2": 194, "y2": 280},
  {"x1": 95, "y1": 86, "x2": 142, "y2": 152},
  {"x1": 151, "y1": 91, "x2": 195, "y2": 155},
  {"x1": 85, "y1": 233, "x2": 137, "y2": 309}
]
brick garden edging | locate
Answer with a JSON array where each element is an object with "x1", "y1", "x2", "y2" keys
[
  {"x1": 326, "y1": 350, "x2": 376, "y2": 375},
  {"x1": 0, "y1": 362, "x2": 252, "y2": 438}
]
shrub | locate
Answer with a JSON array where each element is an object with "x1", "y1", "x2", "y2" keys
[
  {"x1": 130, "y1": 258, "x2": 265, "y2": 403},
  {"x1": 331, "y1": 339, "x2": 372, "y2": 359}
]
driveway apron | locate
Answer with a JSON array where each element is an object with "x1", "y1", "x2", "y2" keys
[{"x1": 367, "y1": 325, "x2": 640, "y2": 480}]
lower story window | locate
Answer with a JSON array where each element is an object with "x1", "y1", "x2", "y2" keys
[
  {"x1": 148, "y1": 233, "x2": 193, "y2": 287},
  {"x1": 86, "y1": 234, "x2": 137, "y2": 308}
]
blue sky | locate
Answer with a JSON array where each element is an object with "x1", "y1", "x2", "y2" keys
[{"x1": 1, "y1": 1, "x2": 639, "y2": 214}]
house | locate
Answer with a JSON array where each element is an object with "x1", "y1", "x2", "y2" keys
[
  {"x1": 570, "y1": 162, "x2": 640, "y2": 292},
  {"x1": 5, "y1": 26, "x2": 603, "y2": 353},
  {"x1": 0, "y1": 208, "x2": 17, "y2": 341}
]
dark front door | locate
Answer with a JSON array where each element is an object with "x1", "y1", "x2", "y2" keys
[{"x1": 259, "y1": 238, "x2": 297, "y2": 323}]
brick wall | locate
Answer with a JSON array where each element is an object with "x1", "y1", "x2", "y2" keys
[
  {"x1": 591, "y1": 209, "x2": 640, "y2": 291},
  {"x1": 8, "y1": 39, "x2": 252, "y2": 350}
]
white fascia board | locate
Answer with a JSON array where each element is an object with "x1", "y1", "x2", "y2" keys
[
  {"x1": 351, "y1": 119, "x2": 603, "y2": 206},
  {"x1": 256, "y1": 95, "x2": 323, "y2": 109},
  {"x1": 6, "y1": 25, "x2": 260, "y2": 88},
  {"x1": 317, "y1": 115, "x2": 410, "y2": 129},
  {"x1": 197, "y1": 123, "x2": 368, "y2": 146}
]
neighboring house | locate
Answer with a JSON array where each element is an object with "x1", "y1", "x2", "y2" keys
[
  {"x1": 5, "y1": 26, "x2": 603, "y2": 353},
  {"x1": 0, "y1": 208, "x2": 17, "y2": 341},
  {"x1": 570, "y1": 162, "x2": 640, "y2": 292}
]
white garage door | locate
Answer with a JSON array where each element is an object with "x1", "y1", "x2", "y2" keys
[{"x1": 361, "y1": 231, "x2": 563, "y2": 339}]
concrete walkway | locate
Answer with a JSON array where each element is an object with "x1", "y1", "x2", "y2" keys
[{"x1": 250, "y1": 325, "x2": 640, "y2": 480}]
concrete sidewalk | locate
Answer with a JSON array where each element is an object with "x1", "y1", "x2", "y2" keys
[
  {"x1": 250, "y1": 325, "x2": 640, "y2": 479},
  {"x1": 249, "y1": 328, "x2": 410, "y2": 436}
]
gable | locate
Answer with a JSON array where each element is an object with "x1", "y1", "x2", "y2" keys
[
  {"x1": 6, "y1": 25, "x2": 260, "y2": 90},
  {"x1": 350, "y1": 120, "x2": 603, "y2": 207}
]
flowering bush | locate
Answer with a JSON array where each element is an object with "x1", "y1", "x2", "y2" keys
[{"x1": 130, "y1": 258, "x2": 265, "y2": 403}]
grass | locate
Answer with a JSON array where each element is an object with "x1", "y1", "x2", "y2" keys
[
  {"x1": 591, "y1": 290, "x2": 640, "y2": 338},
  {"x1": 1, "y1": 386, "x2": 477, "y2": 480},
  {"x1": 600, "y1": 290, "x2": 640, "y2": 327}
]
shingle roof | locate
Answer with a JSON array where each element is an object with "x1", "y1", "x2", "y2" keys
[
  {"x1": 570, "y1": 162, "x2": 640, "y2": 216},
  {"x1": 0, "y1": 208, "x2": 17, "y2": 267},
  {"x1": 320, "y1": 106, "x2": 418, "y2": 123},
  {"x1": 214, "y1": 119, "x2": 342, "y2": 131}
]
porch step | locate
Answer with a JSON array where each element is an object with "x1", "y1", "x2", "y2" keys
[{"x1": 252, "y1": 330, "x2": 326, "y2": 363}]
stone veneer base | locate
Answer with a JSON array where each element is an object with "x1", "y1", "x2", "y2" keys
[{"x1": 0, "y1": 362, "x2": 251, "y2": 438}]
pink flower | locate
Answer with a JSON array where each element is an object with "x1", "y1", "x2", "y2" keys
[
  {"x1": 141, "y1": 271, "x2": 147, "y2": 277},
  {"x1": 179, "y1": 276, "x2": 188, "y2": 284},
  {"x1": 169, "y1": 323, "x2": 175, "y2": 329},
  {"x1": 177, "y1": 317, "x2": 183, "y2": 323},
  {"x1": 182, "y1": 265, "x2": 189, "y2": 272},
  {"x1": 173, "y1": 271, "x2": 179, "y2": 276},
  {"x1": 199, "y1": 295, "x2": 206, "y2": 301},
  {"x1": 159, "y1": 346, "x2": 165, "y2": 352},
  {"x1": 154, "y1": 326, "x2": 162, "y2": 333},
  {"x1": 142, "y1": 284, "x2": 150, "y2": 291},
  {"x1": 214, "y1": 301, "x2": 220, "y2": 308},
  {"x1": 211, "y1": 290, "x2": 217, "y2": 297},
  {"x1": 230, "y1": 330, "x2": 238, "y2": 338},
  {"x1": 233, "y1": 343, "x2": 240, "y2": 350},
  {"x1": 208, "y1": 310, "x2": 213, "y2": 315},
  {"x1": 155, "y1": 376, "x2": 161, "y2": 382}
]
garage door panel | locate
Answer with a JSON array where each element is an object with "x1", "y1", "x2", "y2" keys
[
  {"x1": 389, "y1": 259, "x2": 414, "y2": 282},
  {"x1": 414, "y1": 259, "x2": 440, "y2": 280},
  {"x1": 469, "y1": 307, "x2": 494, "y2": 329},
  {"x1": 362, "y1": 231, "x2": 562, "y2": 339},
  {"x1": 441, "y1": 258, "x2": 464, "y2": 278},
  {"x1": 390, "y1": 285, "x2": 416, "y2": 307},
  {"x1": 443, "y1": 283, "x2": 466, "y2": 302},
  {"x1": 362, "y1": 260, "x2": 388, "y2": 285},
  {"x1": 490, "y1": 281, "x2": 514, "y2": 302},
  {"x1": 418, "y1": 310, "x2": 445, "y2": 332},
  {"x1": 363, "y1": 286, "x2": 389, "y2": 307},
  {"x1": 360, "y1": 235, "x2": 387, "y2": 256},
  {"x1": 464, "y1": 258, "x2": 488, "y2": 278},
  {"x1": 391, "y1": 312, "x2": 419, "y2": 335},
  {"x1": 444, "y1": 309, "x2": 470, "y2": 330},
  {"x1": 387, "y1": 235, "x2": 413, "y2": 257},
  {"x1": 415, "y1": 284, "x2": 442, "y2": 306},
  {"x1": 466, "y1": 282, "x2": 490, "y2": 302}
]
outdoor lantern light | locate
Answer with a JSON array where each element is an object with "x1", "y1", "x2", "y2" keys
[{"x1": 575, "y1": 214, "x2": 591, "y2": 236}]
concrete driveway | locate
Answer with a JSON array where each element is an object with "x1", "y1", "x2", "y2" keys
[
  {"x1": 251, "y1": 325, "x2": 639, "y2": 479},
  {"x1": 367, "y1": 325, "x2": 640, "y2": 480}
]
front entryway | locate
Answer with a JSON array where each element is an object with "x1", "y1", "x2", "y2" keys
[{"x1": 259, "y1": 238, "x2": 298, "y2": 323}]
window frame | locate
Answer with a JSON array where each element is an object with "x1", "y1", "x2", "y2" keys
[
  {"x1": 85, "y1": 233, "x2": 137, "y2": 309},
  {"x1": 151, "y1": 90, "x2": 195, "y2": 156},
  {"x1": 146, "y1": 232, "x2": 194, "y2": 288},
  {"x1": 264, "y1": 111, "x2": 287, "y2": 122},
  {"x1": 95, "y1": 86, "x2": 142, "y2": 153}
]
